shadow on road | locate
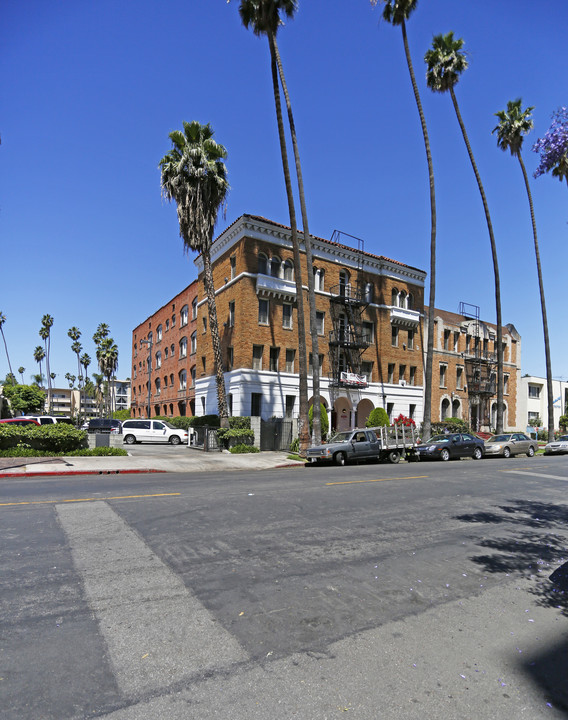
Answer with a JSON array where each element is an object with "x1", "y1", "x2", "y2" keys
[{"x1": 456, "y1": 500, "x2": 568, "y2": 713}]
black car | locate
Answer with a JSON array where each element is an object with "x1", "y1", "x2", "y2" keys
[
  {"x1": 416, "y1": 433, "x2": 484, "y2": 461},
  {"x1": 86, "y1": 418, "x2": 122, "y2": 434}
]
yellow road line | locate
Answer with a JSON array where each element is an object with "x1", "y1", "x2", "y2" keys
[
  {"x1": 0, "y1": 492, "x2": 181, "y2": 508},
  {"x1": 326, "y1": 476, "x2": 427, "y2": 486}
]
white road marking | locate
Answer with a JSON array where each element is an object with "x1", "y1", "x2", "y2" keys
[
  {"x1": 502, "y1": 469, "x2": 568, "y2": 481},
  {"x1": 56, "y1": 501, "x2": 247, "y2": 695}
]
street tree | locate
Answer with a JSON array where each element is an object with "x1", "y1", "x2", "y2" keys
[
  {"x1": 0, "y1": 311, "x2": 14, "y2": 378},
  {"x1": 33, "y1": 346, "x2": 46, "y2": 387},
  {"x1": 532, "y1": 106, "x2": 568, "y2": 188},
  {"x1": 40, "y1": 314, "x2": 54, "y2": 413}
]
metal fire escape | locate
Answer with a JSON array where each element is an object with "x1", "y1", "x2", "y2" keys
[
  {"x1": 459, "y1": 302, "x2": 496, "y2": 431},
  {"x1": 328, "y1": 231, "x2": 370, "y2": 405}
]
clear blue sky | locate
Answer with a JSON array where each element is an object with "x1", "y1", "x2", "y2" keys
[{"x1": 2, "y1": 0, "x2": 567, "y2": 386}]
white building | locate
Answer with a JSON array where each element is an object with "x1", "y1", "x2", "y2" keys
[{"x1": 517, "y1": 375, "x2": 568, "y2": 433}]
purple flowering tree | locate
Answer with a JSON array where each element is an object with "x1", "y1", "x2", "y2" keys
[{"x1": 532, "y1": 107, "x2": 568, "y2": 187}]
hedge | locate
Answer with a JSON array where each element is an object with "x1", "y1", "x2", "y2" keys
[{"x1": 0, "y1": 424, "x2": 87, "y2": 453}]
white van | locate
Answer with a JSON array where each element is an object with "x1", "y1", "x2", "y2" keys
[
  {"x1": 121, "y1": 419, "x2": 189, "y2": 445},
  {"x1": 22, "y1": 415, "x2": 73, "y2": 425}
]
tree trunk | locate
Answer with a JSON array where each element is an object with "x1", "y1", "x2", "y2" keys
[
  {"x1": 401, "y1": 21, "x2": 437, "y2": 441},
  {"x1": 273, "y1": 37, "x2": 322, "y2": 445},
  {"x1": 268, "y1": 32, "x2": 310, "y2": 455},
  {"x1": 519, "y1": 153, "x2": 554, "y2": 441},
  {"x1": 450, "y1": 87, "x2": 504, "y2": 433},
  {"x1": 0, "y1": 330, "x2": 13, "y2": 377},
  {"x1": 202, "y1": 247, "x2": 229, "y2": 429}
]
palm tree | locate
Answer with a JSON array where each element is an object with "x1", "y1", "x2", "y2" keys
[
  {"x1": 237, "y1": 0, "x2": 311, "y2": 451},
  {"x1": 65, "y1": 372, "x2": 76, "y2": 388},
  {"x1": 372, "y1": 0, "x2": 437, "y2": 441},
  {"x1": 96, "y1": 338, "x2": 118, "y2": 416},
  {"x1": 18, "y1": 367, "x2": 25, "y2": 384},
  {"x1": 33, "y1": 346, "x2": 46, "y2": 388},
  {"x1": 159, "y1": 121, "x2": 230, "y2": 429},
  {"x1": 40, "y1": 314, "x2": 54, "y2": 413},
  {"x1": 69, "y1": 328, "x2": 84, "y2": 418},
  {"x1": 238, "y1": 0, "x2": 321, "y2": 445},
  {"x1": 0, "y1": 311, "x2": 14, "y2": 378},
  {"x1": 425, "y1": 32, "x2": 504, "y2": 433},
  {"x1": 92, "y1": 373, "x2": 105, "y2": 417},
  {"x1": 81, "y1": 352, "x2": 91, "y2": 421},
  {"x1": 493, "y1": 99, "x2": 554, "y2": 440}
]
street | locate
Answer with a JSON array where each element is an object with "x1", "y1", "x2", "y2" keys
[{"x1": 1, "y1": 456, "x2": 568, "y2": 719}]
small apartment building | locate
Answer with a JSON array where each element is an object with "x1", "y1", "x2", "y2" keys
[
  {"x1": 426, "y1": 305, "x2": 521, "y2": 432},
  {"x1": 518, "y1": 375, "x2": 568, "y2": 432},
  {"x1": 131, "y1": 281, "x2": 198, "y2": 418},
  {"x1": 193, "y1": 214, "x2": 426, "y2": 430}
]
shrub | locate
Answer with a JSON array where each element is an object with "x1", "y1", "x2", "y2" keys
[
  {"x1": 217, "y1": 427, "x2": 255, "y2": 449},
  {"x1": 0, "y1": 424, "x2": 86, "y2": 453},
  {"x1": 290, "y1": 437, "x2": 299, "y2": 453},
  {"x1": 155, "y1": 415, "x2": 194, "y2": 430},
  {"x1": 430, "y1": 418, "x2": 470, "y2": 434},
  {"x1": 366, "y1": 407, "x2": 390, "y2": 428},
  {"x1": 392, "y1": 413, "x2": 416, "y2": 428},
  {"x1": 187, "y1": 415, "x2": 220, "y2": 428},
  {"x1": 229, "y1": 443, "x2": 260, "y2": 454},
  {"x1": 309, "y1": 403, "x2": 329, "y2": 439}
]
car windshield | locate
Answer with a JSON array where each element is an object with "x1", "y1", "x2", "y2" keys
[
  {"x1": 328, "y1": 432, "x2": 352, "y2": 443},
  {"x1": 555, "y1": 436, "x2": 568, "y2": 442},
  {"x1": 162, "y1": 421, "x2": 176, "y2": 429},
  {"x1": 489, "y1": 435, "x2": 511, "y2": 442},
  {"x1": 429, "y1": 435, "x2": 451, "y2": 444}
]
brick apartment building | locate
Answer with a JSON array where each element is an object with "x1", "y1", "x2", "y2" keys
[
  {"x1": 131, "y1": 281, "x2": 198, "y2": 418},
  {"x1": 131, "y1": 215, "x2": 521, "y2": 433},
  {"x1": 426, "y1": 304, "x2": 521, "y2": 431}
]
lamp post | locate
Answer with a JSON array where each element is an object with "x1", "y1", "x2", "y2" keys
[{"x1": 140, "y1": 338, "x2": 153, "y2": 419}]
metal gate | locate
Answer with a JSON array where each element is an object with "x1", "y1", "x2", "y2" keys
[{"x1": 260, "y1": 419, "x2": 293, "y2": 451}]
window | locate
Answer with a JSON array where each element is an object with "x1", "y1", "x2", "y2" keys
[
  {"x1": 251, "y1": 393, "x2": 262, "y2": 417},
  {"x1": 316, "y1": 311, "x2": 325, "y2": 336},
  {"x1": 528, "y1": 384, "x2": 541, "y2": 398},
  {"x1": 179, "y1": 337, "x2": 187, "y2": 359},
  {"x1": 163, "y1": 375, "x2": 168, "y2": 388},
  {"x1": 170, "y1": 373, "x2": 174, "y2": 386},
  {"x1": 201, "y1": 356, "x2": 206, "y2": 373},
  {"x1": 230, "y1": 255, "x2": 236, "y2": 279},
  {"x1": 269, "y1": 347, "x2": 279, "y2": 372},
  {"x1": 339, "y1": 270, "x2": 350, "y2": 298},
  {"x1": 483, "y1": 338, "x2": 488, "y2": 355},
  {"x1": 179, "y1": 369, "x2": 187, "y2": 390},
  {"x1": 439, "y1": 364, "x2": 447, "y2": 387},
  {"x1": 399, "y1": 291, "x2": 407, "y2": 309},
  {"x1": 285, "y1": 349, "x2": 295, "y2": 373},
  {"x1": 283, "y1": 303, "x2": 293, "y2": 329},
  {"x1": 171, "y1": 343, "x2": 175, "y2": 357},
  {"x1": 364, "y1": 282, "x2": 373, "y2": 303},
  {"x1": 504, "y1": 374, "x2": 509, "y2": 394},
  {"x1": 361, "y1": 362, "x2": 373, "y2": 382},
  {"x1": 465, "y1": 335, "x2": 471, "y2": 353},
  {"x1": 155, "y1": 377, "x2": 161, "y2": 395},
  {"x1": 252, "y1": 345, "x2": 263, "y2": 371},
  {"x1": 399, "y1": 365, "x2": 406, "y2": 383},
  {"x1": 180, "y1": 305, "x2": 188, "y2": 327},
  {"x1": 171, "y1": 314, "x2": 176, "y2": 328},
  {"x1": 165, "y1": 319, "x2": 169, "y2": 332},
  {"x1": 227, "y1": 394, "x2": 233, "y2": 416},
  {"x1": 155, "y1": 351, "x2": 162, "y2": 369},
  {"x1": 443, "y1": 329, "x2": 450, "y2": 351},
  {"x1": 528, "y1": 411, "x2": 540, "y2": 424},
  {"x1": 391, "y1": 326, "x2": 399, "y2": 347},
  {"x1": 407, "y1": 329, "x2": 414, "y2": 350},
  {"x1": 226, "y1": 346, "x2": 233, "y2": 371},
  {"x1": 308, "y1": 353, "x2": 324, "y2": 374},
  {"x1": 456, "y1": 366, "x2": 464, "y2": 389},
  {"x1": 441, "y1": 397, "x2": 450, "y2": 420},
  {"x1": 156, "y1": 325, "x2": 162, "y2": 343},
  {"x1": 283, "y1": 259, "x2": 294, "y2": 281},
  {"x1": 409, "y1": 404, "x2": 416, "y2": 421},
  {"x1": 407, "y1": 293, "x2": 413, "y2": 310},
  {"x1": 409, "y1": 366, "x2": 416, "y2": 386},
  {"x1": 388, "y1": 363, "x2": 395, "y2": 384},
  {"x1": 190, "y1": 366, "x2": 196, "y2": 387},
  {"x1": 258, "y1": 298, "x2": 269, "y2": 325},
  {"x1": 258, "y1": 252, "x2": 268, "y2": 275},
  {"x1": 164, "y1": 346, "x2": 169, "y2": 360},
  {"x1": 202, "y1": 316, "x2": 207, "y2": 333},
  {"x1": 229, "y1": 301, "x2": 235, "y2": 327},
  {"x1": 391, "y1": 288, "x2": 399, "y2": 307},
  {"x1": 362, "y1": 321, "x2": 374, "y2": 344},
  {"x1": 190, "y1": 331, "x2": 197, "y2": 354},
  {"x1": 270, "y1": 256, "x2": 281, "y2": 278},
  {"x1": 192, "y1": 297, "x2": 198, "y2": 320},
  {"x1": 314, "y1": 267, "x2": 325, "y2": 292},
  {"x1": 453, "y1": 332, "x2": 460, "y2": 352},
  {"x1": 387, "y1": 403, "x2": 394, "y2": 421},
  {"x1": 285, "y1": 395, "x2": 295, "y2": 418}
]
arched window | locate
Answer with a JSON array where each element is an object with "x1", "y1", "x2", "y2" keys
[
  {"x1": 313, "y1": 267, "x2": 325, "y2": 292},
  {"x1": 391, "y1": 288, "x2": 399, "y2": 307},
  {"x1": 258, "y1": 252, "x2": 268, "y2": 275},
  {"x1": 155, "y1": 377, "x2": 161, "y2": 395},
  {"x1": 407, "y1": 293, "x2": 413, "y2": 310},
  {"x1": 179, "y1": 337, "x2": 187, "y2": 359},
  {"x1": 156, "y1": 324, "x2": 162, "y2": 342},
  {"x1": 365, "y1": 282, "x2": 373, "y2": 303},
  {"x1": 191, "y1": 331, "x2": 197, "y2": 354},
  {"x1": 163, "y1": 375, "x2": 168, "y2": 388},
  {"x1": 191, "y1": 297, "x2": 198, "y2": 320},
  {"x1": 339, "y1": 270, "x2": 350, "y2": 298},
  {"x1": 399, "y1": 291, "x2": 407, "y2": 308},
  {"x1": 283, "y1": 259, "x2": 294, "y2": 281},
  {"x1": 179, "y1": 369, "x2": 187, "y2": 390},
  {"x1": 441, "y1": 398, "x2": 450, "y2": 420},
  {"x1": 452, "y1": 399, "x2": 461, "y2": 418},
  {"x1": 155, "y1": 351, "x2": 162, "y2": 369},
  {"x1": 180, "y1": 304, "x2": 189, "y2": 327},
  {"x1": 270, "y1": 256, "x2": 281, "y2": 278}
]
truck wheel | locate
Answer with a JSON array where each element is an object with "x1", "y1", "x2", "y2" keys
[
  {"x1": 388, "y1": 450, "x2": 400, "y2": 464},
  {"x1": 335, "y1": 452, "x2": 347, "y2": 466}
]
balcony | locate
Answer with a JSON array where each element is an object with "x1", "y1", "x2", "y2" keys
[
  {"x1": 390, "y1": 307, "x2": 420, "y2": 328},
  {"x1": 256, "y1": 274, "x2": 297, "y2": 301}
]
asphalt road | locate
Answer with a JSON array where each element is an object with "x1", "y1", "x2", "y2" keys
[{"x1": 2, "y1": 455, "x2": 568, "y2": 719}]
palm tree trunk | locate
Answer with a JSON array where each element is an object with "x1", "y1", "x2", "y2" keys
[
  {"x1": 45, "y1": 339, "x2": 52, "y2": 414},
  {"x1": 1, "y1": 330, "x2": 13, "y2": 377},
  {"x1": 268, "y1": 31, "x2": 310, "y2": 455},
  {"x1": 202, "y1": 247, "x2": 229, "y2": 429},
  {"x1": 401, "y1": 20, "x2": 437, "y2": 441},
  {"x1": 449, "y1": 87, "x2": 504, "y2": 433},
  {"x1": 518, "y1": 154, "x2": 554, "y2": 440},
  {"x1": 273, "y1": 37, "x2": 321, "y2": 445}
]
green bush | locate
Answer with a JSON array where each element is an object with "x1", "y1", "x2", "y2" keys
[
  {"x1": 366, "y1": 407, "x2": 390, "y2": 428},
  {"x1": 229, "y1": 416, "x2": 251, "y2": 429},
  {"x1": 187, "y1": 415, "x2": 220, "y2": 428},
  {"x1": 430, "y1": 418, "x2": 470, "y2": 434},
  {"x1": 0, "y1": 424, "x2": 86, "y2": 453},
  {"x1": 217, "y1": 427, "x2": 255, "y2": 448},
  {"x1": 0, "y1": 446, "x2": 128, "y2": 458},
  {"x1": 154, "y1": 415, "x2": 194, "y2": 430},
  {"x1": 309, "y1": 403, "x2": 329, "y2": 439},
  {"x1": 290, "y1": 437, "x2": 299, "y2": 453},
  {"x1": 229, "y1": 443, "x2": 260, "y2": 454}
]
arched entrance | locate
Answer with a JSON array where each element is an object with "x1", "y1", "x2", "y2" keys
[
  {"x1": 356, "y1": 399, "x2": 374, "y2": 428},
  {"x1": 332, "y1": 396, "x2": 353, "y2": 432}
]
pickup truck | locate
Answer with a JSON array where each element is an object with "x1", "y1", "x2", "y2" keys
[{"x1": 306, "y1": 426, "x2": 418, "y2": 466}]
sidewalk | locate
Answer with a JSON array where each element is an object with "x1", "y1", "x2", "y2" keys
[{"x1": 0, "y1": 449, "x2": 306, "y2": 478}]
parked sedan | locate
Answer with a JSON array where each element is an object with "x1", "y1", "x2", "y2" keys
[
  {"x1": 484, "y1": 433, "x2": 538, "y2": 458},
  {"x1": 415, "y1": 433, "x2": 485, "y2": 461},
  {"x1": 544, "y1": 435, "x2": 568, "y2": 455}
]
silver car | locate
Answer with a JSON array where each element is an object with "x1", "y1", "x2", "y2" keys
[
  {"x1": 484, "y1": 432, "x2": 538, "y2": 458},
  {"x1": 544, "y1": 435, "x2": 568, "y2": 455}
]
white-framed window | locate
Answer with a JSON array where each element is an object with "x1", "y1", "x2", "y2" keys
[
  {"x1": 314, "y1": 267, "x2": 325, "y2": 292},
  {"x1": 316, "y1": 311, "x2": 325, "y2": 336},
  {"x1": 308, "y1": 353, "x2": 324, "y2": 374},
  {"x1": 270, "y1": 256, "x2": 281, "y2": 278},
  {"x1": 180, "y1": 305, "x2": 189, "y2": 327},
  {"x1": 407, "y1": 329, "x2": 415, "y2": 350},
  {"x1": 179, "y1": 369, "x2": 187, "y2": 390},
  {"x1": 453, "y1": 331, "x2": 460, "y2": 352},
  {"x1": 391, "y1": 288, "x2": 399, "y2": 307},
  {"x1": 191, "y1": 331, "x2": 197, "y2": 354},
  {"x1": 443, "y1": 329, "x2": 450, "y2": 350},
  {"x1": 528, "y1": 384, "x2": 541, "y2": 398},
  {"x1": 156, "y1": 325, "x2": 162, "y2": 343},
  {"x1": 361, "y1": 361, "x2": 373, "y2": 382},
  {"x1": 409, "y1": 366, "x2": 416, "y2": 386},
  {"x1": 179, "y1": 337, "x2": 187, "y2": 359},
  {"x1": 258, "y1": 298, "x2": 269, "y2": 325},
  {"x1": 155, "y1": 351, "x2": 162, "y2": 369},
  {"x1": 252, "y1": 345, "x2": 263, "y2": 371},
  {"x1": 456, "y1": 366, "x2": 464, "y2": 389},
  {"x1": 504, "y1": 374, "x2": 509, "y2": 395},
  {"x1": 283, "y1": 303, "x2": 293, "y2": 329}
]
